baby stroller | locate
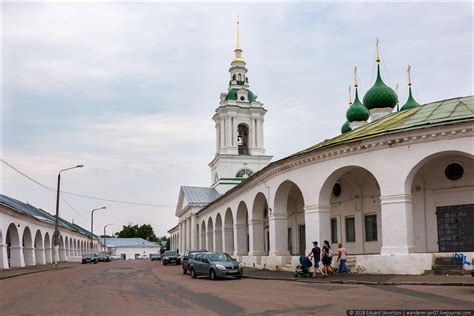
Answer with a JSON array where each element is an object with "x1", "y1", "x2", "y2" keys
[{"x1": 294, "y1": 255, "x2": 313, "y2": 278}]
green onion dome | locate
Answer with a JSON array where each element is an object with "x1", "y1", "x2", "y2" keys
[
  {"x1": 346, "y1": 88, "x2": 369, "y2": 122},
  {"x1": 226, "y1": 88, "x2": 255, "y2": 102},
  {"x1": 363, "y1": 65, "x2": 398, "y2": 110},
  {"x1": 400, "y1": 87, "x2": 420, "y2": 111},
  {"x1": 341, "y1": 121, "x2": 351, "y2": 134}
]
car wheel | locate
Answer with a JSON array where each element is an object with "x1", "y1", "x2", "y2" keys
[
  {"x1": 182, "y1": 267, "x2": 187, "y2": 274},
  {"x1": 210, "y1": 269, "x2": 217, "y2": 280},
  {"x1": 236, "y1": 275, "x2": 242, "y2": 279},
  {"x1": 190, "y1": 268, "x2": 197, "y2": 278}
]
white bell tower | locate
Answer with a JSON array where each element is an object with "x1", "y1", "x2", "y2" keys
[{"x1": 209, "y1": 18, "x2": 272, "y2": 194}]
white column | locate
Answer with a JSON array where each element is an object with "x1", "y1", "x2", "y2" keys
[
  {"x1": 24, "y1": 247, "x2": 36, "y2": 266},
  {"x1": 220, "y1": 120, "x2": 225, "y2": 148},
  {"x1": 232, "y1": 116, "x2": 237, "y2": 147},
  {"x1": 44, "y1": 247, "x2": 52, "y2": 264},
  {"x1": 0, "y1": 243, "x2": 8, "y2": 268},
  {"x1": 234, "y1": 224, "x2": 247, "y2": 256},
  {"x1": 223, "y1": 226, "x2": 233, "y2": 254},
  {"x1": 215, "y1": 123, "x2": 219, "y2": 153},
  {"x1": 35, "y1": 247, "x2": 46, "y2": 265},
  {"x1": 187, "y1": 218, "x2": 192, "y2": 251},
  {"x1": 9, "y1": 245, "x2": 25, "y2": 268},
  {"x1": 380, "y1": 194, "x2": 415, "y2": 254},
  {"x1": 269, "y1": 213, "x2": 290, "y2": 256},
  {"x1": 304, "y1": 205, "x2": 331, "y2": 251},
  {"x1": 190, "y1": 215, "x2": 197, "y2": 249},
  {"x1": 207, "y1": 231, "x2": 214, "y2": 252},
  {"x1": 249, "y1": 119, "x2": 255, "y2": 150},
  {"x1": 214, "y1": 229, "x2": 223, "y2": 252},
  {"x1": 179, "y1": 223, "x2": 183, "y2": 253},
  {"x1": 248, "y1": 219, "x2": 264, "y2": 256},
  {"x1": 259, "y1": 119, "x2": 264, "y2": 150},
  {"x1": 226, "y1": 116, "x2": 232, "y2": 147}
]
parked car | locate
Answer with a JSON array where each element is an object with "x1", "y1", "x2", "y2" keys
[
  {"x1": 82, "y1": 253, "x2": 98, "y2": 264},
  {"x1": 162, "y1": 250, "x2": 180, "y2": 265},
  {"x1": 110, "y1": 254, "x2": 122, "y2": 260},
  {"x1": 97, "y1": 252, "x2": 110, "y2": 262},
  {"x1": 150, "y1": 253, "x2": 161, "y2": 261},
  {"x1": 181, "y1": 249, "x2": 207, "y2": 274},
  {"x1": 188, "y1": 252, "x2": 243, "y2": 280}
]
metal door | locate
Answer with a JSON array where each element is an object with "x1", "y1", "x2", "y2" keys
[
  {"x1": 299, "y1": 225, "x2": 306, "y2": 255},
  {"x1": 436, "y1": 204, "x2": 474, "y2": 252}
]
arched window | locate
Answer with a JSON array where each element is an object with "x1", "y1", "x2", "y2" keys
[
  {"x1": 237, "y1": 124, "x2": 249, "y2": 155},
  {"x1": 232, "y1": 74, "x2": 236, "y2": 80},
  {"x1": 238, "y1": 74, "x2": 242, "y2": 81},
  {"x1": 236, "y1": 168, "x2": 253, "y2": 178}
]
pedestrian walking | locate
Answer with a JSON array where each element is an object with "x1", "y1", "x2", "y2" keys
[
  {"x1": 337, "y1": 243, "x2": 350, "y2": 274},
  {"x1": 307, "y1": 241, "x2": 323, "y2": 277},
  {"x1": 322, "y1": 240, "x2": 333, "y2": 277}
]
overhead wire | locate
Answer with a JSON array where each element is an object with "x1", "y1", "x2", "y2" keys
[{"x1": 1, "y1": 159, "x2": 174, "y2": 208}]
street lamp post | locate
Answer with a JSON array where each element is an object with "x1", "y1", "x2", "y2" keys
[
  {"x1": 103, "y1": 224, "x2": 114, "y2": 253},
  {"x1": 90, "y1": 207, "x2": 106, "y2": 251},
  {"x1": 53, "y1": 164, "x2": 84, "y2": 268}
]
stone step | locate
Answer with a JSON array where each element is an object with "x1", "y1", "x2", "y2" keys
[{"x1": 432, "y1": 269, "x2": 465, "y2": 275}]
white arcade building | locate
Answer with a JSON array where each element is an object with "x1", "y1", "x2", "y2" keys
[
  {"x1": 169, "y1": 22, "x2": 474, "y2": 275},
  {"x1": 0, "y1": 195, "x2": 98, "y2": 269}
]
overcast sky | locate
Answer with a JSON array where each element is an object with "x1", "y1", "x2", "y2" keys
[{"x1": 1, "y1": 1, "x2": 472, "y2": 237}]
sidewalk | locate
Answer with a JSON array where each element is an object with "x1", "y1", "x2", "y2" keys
[
  {"x1": 243, "y1": 268, "x2": 474, "y2": 286},
  {"x1": 0, "y1": 262, "x2": 79, "y2": 280}
]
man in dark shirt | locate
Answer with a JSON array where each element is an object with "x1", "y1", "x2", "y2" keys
[{"x1": 307, "y1": 241, "x2": 323, "y2": 277}]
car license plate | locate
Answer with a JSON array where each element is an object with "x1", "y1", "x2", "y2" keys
[{"x1": 229, "y1": 269, "x2": 237, "y2": 273}]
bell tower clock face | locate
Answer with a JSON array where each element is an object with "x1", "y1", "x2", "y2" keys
[{"x1": 236, "y1": 168, "x2": 253, "y2": 178}]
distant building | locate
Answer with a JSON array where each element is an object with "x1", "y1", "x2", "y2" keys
[{"x1": 100, "y1": 238, "x2": 160, "y2": 260}]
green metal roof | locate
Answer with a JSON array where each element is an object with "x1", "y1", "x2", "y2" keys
[
  {"x1": 226, "y1": 88, "x2": 255, "y2": 102},
  {"x1": 300, "y1": 95, "x2": 473, "y2": 155}
]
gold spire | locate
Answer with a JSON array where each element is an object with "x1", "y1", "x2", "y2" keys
[
  {"x1": 376, "y1": 38, "x2": 380, "y2": 64},
  {"x1": 236, "y1": 15, "x2": 241, "y2": 51},
  {"x1": 354, "y1": 66, "x2": 359, "y2": 88},
  {"x1": 407, "y1": 65, "x2": 412, "y2": 87},
  {"x1": 348, "y1": 85, "x2": 352, "y2": 106},
  {"x1": 232, "y1": 15, "x2": 245, "y2": 63}
]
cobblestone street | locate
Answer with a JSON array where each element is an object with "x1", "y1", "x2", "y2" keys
[{"x1": 1, "y1": 260, "x2": 472, "y2": 315}]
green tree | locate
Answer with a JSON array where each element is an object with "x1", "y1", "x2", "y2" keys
[{"x1": 115, "y1": 224, "x2": 159, "y2": 242}]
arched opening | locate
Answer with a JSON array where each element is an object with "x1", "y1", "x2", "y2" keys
[
  {"x1": 319, "y1": 166, "x2": 381, "y2": 255},
  {"x1": 214, "y1": 214, "x2": 223, "y2": 252},
  {"x1": 44, "y1": 232, "x2": 52, "y2": 264},
  {"x1": 34, "y1": 230, "x2": 45, "y2": 265},
  {"x1": 407, "y1": 152, "x2": 474, "y2": 253},
  {"x1": 236, "y1": 201, "x2": 249, "y2": 256},
  {"x1": 273, "y1": 180, "x2": 306, "y2": 256},
  {"x1": 6, "y1": 223, "x2": 22, "y2": 268},
  {"x1": 65, "y1": 236, "x2": 70, "y2": 257},
  {"x1": 237, "y1": 124, "x2": 249, "y2": 155},
  {"x1": 207, "y1": 218, "x2": 214, "y2": 252},
  {"x1": 224, "y1": 208, "x2": 234, "y2": 254},
  {"x1": 251, "y1": 192, "x2": 269, "y2": 256},
  {"x1": 200, "y1": 221, "x2": 206, "y2": 250},
  {"x1": 23, "y1": 226, "x2": 35, "y2": 266}
]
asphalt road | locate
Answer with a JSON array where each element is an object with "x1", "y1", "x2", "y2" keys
[{"x1": 0, "y1": 260, "x2": 472, "y2": 315}]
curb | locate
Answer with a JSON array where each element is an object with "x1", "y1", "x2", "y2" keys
[
  {"x1": 242, "y1": 275, "x2": 474, "y2": 287},
  {"x1": 0, "y1": 265, "x2": 73, "y2": 280}
]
